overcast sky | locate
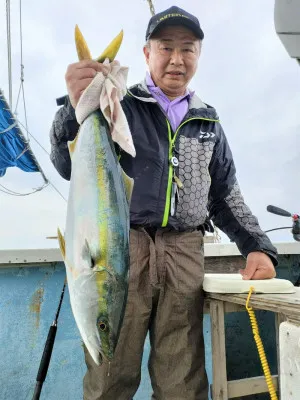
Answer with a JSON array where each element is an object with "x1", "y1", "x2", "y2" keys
[{"x1": 0, "y1": 0, "x2": 299, "y2": 250}]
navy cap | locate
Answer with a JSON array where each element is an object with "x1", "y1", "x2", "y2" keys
[{"x1": 145, "y1": 6, "x2": 204, "y2": 41}]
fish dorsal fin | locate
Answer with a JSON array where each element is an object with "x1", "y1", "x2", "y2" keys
[
  {"x1": 121, "y1": 169, "x2": 134, "y2": 203},
  {"x1": 57, "y1": 228, "x2": 66, "y2": 260},
  {"x1": 68, "y1": 134, "x2": 79, "y2": 157}
]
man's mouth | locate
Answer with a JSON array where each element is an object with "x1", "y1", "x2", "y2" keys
[{"x1": 167, "y1": 71, "x2": 184, "y2": 76}]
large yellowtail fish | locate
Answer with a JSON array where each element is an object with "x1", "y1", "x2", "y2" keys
[{"x1": 58, "y1": 26, "x2": 134, "y2": 365}]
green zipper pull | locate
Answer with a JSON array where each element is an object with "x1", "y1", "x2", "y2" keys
[
  {"x1": 170, "y1": 155, "x2": 184, "y2": 189},
  {"x1": 173, "y1": 173, "x2": 184, "y2": 189}
]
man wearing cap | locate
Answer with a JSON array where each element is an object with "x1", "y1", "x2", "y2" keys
[{"x1": 50, "y1": 5, "x2": 277, "y2": 400}]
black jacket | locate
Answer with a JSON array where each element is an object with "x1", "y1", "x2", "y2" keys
[{"x1": 50, "y1": 80, "x2": 278, "y2": 265}]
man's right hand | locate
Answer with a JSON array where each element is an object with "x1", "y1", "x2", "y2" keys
[{"x1": 65, "y1": 60, "x2": 110, "y2": 109}]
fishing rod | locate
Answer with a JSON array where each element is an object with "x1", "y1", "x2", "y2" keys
[
  {"x1": 266, "y1": 204, "x2": 300, "y2": 241},
  {"x1": 32, "y1": 278, "x2": 67, "y2": 400}
]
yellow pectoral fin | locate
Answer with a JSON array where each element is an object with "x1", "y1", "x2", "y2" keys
[
  {"x1": 57, "y1": 229, "x2": 79, "y2": 279},
  {"x1": 75, "y1": 25, "x2": 92, "y2": 60},
  {"x1": 121, "y1": 169, "x2": 134, "y2": 203},
  {"x1": 96, "y1": 30, "x2": 124, "y2": 63},
  {"x1": 68, "y1": 134, "x2": 79, "y2": 157},
  {"x1": 57, "y1": 228, "x2": 66, "y2": 260}
]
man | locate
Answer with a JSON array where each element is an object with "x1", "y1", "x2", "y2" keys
[{"x1": 50, "y1": 6, "x2": 277, "y2": 400}]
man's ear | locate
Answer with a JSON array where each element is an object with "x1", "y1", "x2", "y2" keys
[{"x1": 143, "y1": 45, "x2": 150, "y2": 65}]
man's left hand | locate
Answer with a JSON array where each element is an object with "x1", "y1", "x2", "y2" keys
[{"x1": 239, "y1": 251, "x2": 276, "y2": 280}]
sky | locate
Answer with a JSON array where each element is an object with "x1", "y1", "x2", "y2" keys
[{"x1": 0, "y1": 0, "x2": 299, "y2": 250}]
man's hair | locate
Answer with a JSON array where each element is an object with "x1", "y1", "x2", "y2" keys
[{"x1": 144, "y1": 39, "x2": 151, "y2": 48}]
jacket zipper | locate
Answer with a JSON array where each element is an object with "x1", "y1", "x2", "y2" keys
[{"x1": 162, "y1": 117, "x2": 219, "y2": 227}]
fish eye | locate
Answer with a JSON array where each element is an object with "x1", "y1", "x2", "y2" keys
[{"x1": 98, "y1": 321, "x2": 107, "y2": 331}]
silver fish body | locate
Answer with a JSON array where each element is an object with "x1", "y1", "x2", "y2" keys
[{"x1": 59, "y1": 109, "x2": 133, "y2": 365}]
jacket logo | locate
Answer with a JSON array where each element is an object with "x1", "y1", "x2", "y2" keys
[{"x1": 199, "y1": 130, "x2": 215, "y2": 139}]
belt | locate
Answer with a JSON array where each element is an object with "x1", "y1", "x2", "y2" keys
[
  {"x1": 130, "y1": 224, "x2": 205, "y2": 239},
  {"x1": 130, "y1": 224, "x2": 159, "y2": 240}
]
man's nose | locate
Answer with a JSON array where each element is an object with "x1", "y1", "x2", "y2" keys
[{"x1": 170, "y1": 48, "x2": 184, "y2": 65}]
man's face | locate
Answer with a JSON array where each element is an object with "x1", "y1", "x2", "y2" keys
[{"x1": 143, "y1": 25, "x2": 201, "y2": 98}]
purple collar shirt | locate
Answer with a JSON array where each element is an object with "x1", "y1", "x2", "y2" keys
[{"x1": 145, "y1": 72, "x2": 194, "y2": 133}]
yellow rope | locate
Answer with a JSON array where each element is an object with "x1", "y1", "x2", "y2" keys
[{"x1": 246, "y1": 287, "x2": 278, "y2": 400}]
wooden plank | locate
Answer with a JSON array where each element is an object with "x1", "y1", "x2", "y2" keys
[
  {"x1": 206, "y1": 290, "x2": 300, "y2": 320},
  {"x1": 223, "y1": 302, "x2": 245, "y2": 313},
  {"x1": 227, "y1": 375, "x2": 278, "y2": 398},
  {"x1": 210, "y1": 300, "x2": 228, "y2": 400},
  {"x1": 204, "y1": 300, "x2": 245, "y2": 314},
  {"x1": 203, "y1": 300, "x2": 210, "y2": 314},
  {"x1": 207, "y1": 289, "x2": 300, "y2": 306}
]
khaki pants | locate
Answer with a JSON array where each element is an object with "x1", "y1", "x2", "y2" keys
[{"x1": 83, "y1": 228, "x2": 208, "y2": 400}]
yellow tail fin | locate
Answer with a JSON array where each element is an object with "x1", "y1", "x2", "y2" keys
[
  {"x1": 75, "y1": 25, "x2": 123, "y2": 64},
  {"x1": 75, "y1": 25, "x2": 92, "y2": 61},
  {"x1": 96, "y1": 30, "x2": 124, "y2": 63}
]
